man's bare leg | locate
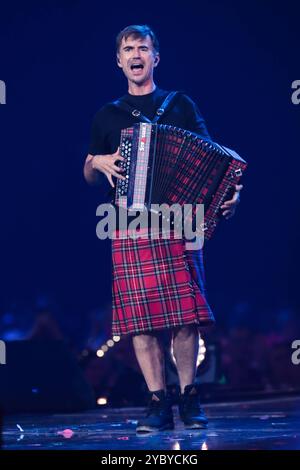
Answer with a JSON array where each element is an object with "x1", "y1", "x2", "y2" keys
[
  {"x1": 172, "y1": 325, "x2": 199, "y2": 393},
  {"x1": 132, "y1": 333, "x2": 166, "y2": 392}
]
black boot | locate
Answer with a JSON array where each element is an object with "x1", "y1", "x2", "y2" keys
[
  {"x1": 179, "y1": 384, "x2": 208, "y2": 429},
  {"x1": 166, "y1": 384, "x2": 180, "y2": 407},
  {"x1": 136, "y1": 390, "x2": 174, "y2": 433}
]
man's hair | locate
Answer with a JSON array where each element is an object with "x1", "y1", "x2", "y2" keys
[{"x1": 116, "y1": 25, "x2": 160, "y2": 53}]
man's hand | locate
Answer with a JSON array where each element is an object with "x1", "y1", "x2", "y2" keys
[
  {"x1": 90, "y1": 148, "x2": 126, "y2": 188},
  {"x1": 221, "y1": 184, "x2": 243, "y2": 220}
]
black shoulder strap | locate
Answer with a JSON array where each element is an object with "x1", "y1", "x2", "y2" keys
[
  {"x1": 112, "y1": 91, "x2": 179, "y2": 124},
  {"x1": 152, "y1": 91, "x2": 178, "y2": 123},
  {"x1": 112, "y1": 99, "x2": 151, "y2": 123}
]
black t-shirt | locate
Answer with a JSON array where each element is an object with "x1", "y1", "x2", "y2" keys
[
  {"x1": 89, "y1": 87, "x2": 211, "y2": 156},
  {"x1": 88, "y1": 87, "x2": 211, "y2": 228}
]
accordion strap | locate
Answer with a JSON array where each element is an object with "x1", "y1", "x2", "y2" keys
[{"x1": 112, "y1": 91, "x2": 178, "y2": 123}]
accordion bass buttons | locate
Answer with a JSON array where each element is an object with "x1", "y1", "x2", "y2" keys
[{"x1": 117, "y1": 142, "x2": 130, "y2": 196}]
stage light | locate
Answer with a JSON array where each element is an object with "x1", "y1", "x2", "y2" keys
[
  {"x1": 96, "y1": 350, "x2": 104, "y2": 358},
  {"x1": 196, "y1": 336, "x2": 206, "y2": 367},
  {"x1": 97, "y1": 397, "x2": 107, "y2": 405},
  {"x1": 57, "y1": 429, "x2": 74, "y2": 439},
  {"x1": 201, "y1": 442, "x2": 208, "y2": 450},
  {"x1": 172, "y1": 441, "x2": 181, "y2": 450},
  {"x1": 107, "y1": 339, "x2": 114, "y2": 347},
  {"x1": 101, "y1": 345, "x2": 109, "y2": 352},
  {"x1": 113, "y1": 336, "x2": 120, "y2": 342}
]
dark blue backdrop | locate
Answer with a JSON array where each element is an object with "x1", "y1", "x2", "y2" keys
[{"x1": 1, "y1": 0, "x2": 299, "y2": 341}]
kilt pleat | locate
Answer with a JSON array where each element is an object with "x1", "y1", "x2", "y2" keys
[{"x1": 111, "y1": 231, "x2": 215, "y2": 336}]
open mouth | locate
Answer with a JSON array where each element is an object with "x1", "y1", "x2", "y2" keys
[{"x1": 130, "y1": 63, "x2": 144, "y2": 71}]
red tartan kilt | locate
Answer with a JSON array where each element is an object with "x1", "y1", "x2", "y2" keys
[{"x1": 111, "y1": 230, "x2": 215, "y2": 336}]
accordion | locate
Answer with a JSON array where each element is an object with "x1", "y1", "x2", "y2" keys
[{"x1": 115, "y1": 123, "x2": 247, "y2": 240}]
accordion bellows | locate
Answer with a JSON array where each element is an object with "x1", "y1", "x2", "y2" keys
[{"x1": 115, "y1": 123, "x2": 247, "y2": 240}]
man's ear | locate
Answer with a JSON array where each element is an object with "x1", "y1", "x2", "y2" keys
[
  {"x1": 154, "y1": 54, "x2": 160, "y2": 67},
  {"x1": 116, "y1": 54, "x2": 122, "y2": 68}
]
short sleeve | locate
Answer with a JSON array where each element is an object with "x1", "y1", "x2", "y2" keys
[
  {"x1": 88, "y1": 109, "x2": 107, "y2": 155},
  {"x1": 87, "y1": 108, "x2": 111, "y2": 193},
  {"x1": 182, "y1": 94, "x2": 211, "y2": 140}
]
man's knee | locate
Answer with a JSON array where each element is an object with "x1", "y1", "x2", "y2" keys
[{"x1": 132, "y1": 332, "x2": 159, "y2": 350}]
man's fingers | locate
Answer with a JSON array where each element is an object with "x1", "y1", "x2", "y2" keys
[
  {"x1": 103, "y1": 170, "x2": 124, "y2": 188},
  {"x1": 221, "y1": 201, "x2": 232, "y2": 208},
  {"x1": 105, "y1": 169, "x2": 125, "y2": 188},
  {"x1": 222, "y1": 209, "x2": 232, "y2": 216},
  {"x1": 114, "y1": 154, "x2": 125, "y2": 161},
  {"x1": 112, "y1": 164, "x2": 125, "y2": 173},
  {"x1": 106, "y1": 172, "x2": 114, "y2": 188},
  {"x1": 221, "y1": 184, "x2": 243, "y2": 216},
  {"x1": 101, "y1": 162, "x2": 124, "y2": 175},
  {"x1": 102, "y1": 163, "x2": 126, "y2": 180},
  {"x1": 113, "y1": 147, "x2": 121, "y2": 157},
  {"x1": 221, "y1": 190, "x2": 240, "y2": 208},
  {"x1": 222, "y1": 209, "x2": 234, "y2": 219},
  {"x1": 110, "y1": 169, "x2": 126, "y2": 180},
  {"x1": 113, "y1": 171, "x2": 126, "y2": 180},
  {"x1": 221, "y1": 200, "x2": 235, "y2": 209},
  {"x1": 232, "y1": 192, "x2": 240, "y2": 203},
  {"x1": 113, "y1": 148, "x2": 125, "y2": 162}
]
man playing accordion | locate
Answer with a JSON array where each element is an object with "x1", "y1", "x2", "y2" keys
[{"x1": 84, "y1": 24, "x2": 242, "y2": 433}]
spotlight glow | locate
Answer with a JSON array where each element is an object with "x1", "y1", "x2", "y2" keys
[
  {"x1": 97, "y1": 397, "x2": 107, "y2": 405},
  {"x1": 96, "y1": 350, "x2": 104, "y2": 358},
  {"x1": 172, "y1": 441, "x2": 181, "y2": 450},
  {"x1": 113, "y1": 336, "x2": 120, "y2": 342},
  {"x1": 107, "y1": 340, "x2": 114, "y2": 347},
  {"x1": 196, "y1": 336, "x2": 206, "y2": 367}
]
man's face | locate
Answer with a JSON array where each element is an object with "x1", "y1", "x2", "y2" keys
[{"x1": 117, "y1": 35, "x2": 159, "y2": 85}]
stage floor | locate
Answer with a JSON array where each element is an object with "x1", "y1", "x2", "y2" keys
[{"x1": 2, "y1": 396, "x2": 300, "y2": 450}]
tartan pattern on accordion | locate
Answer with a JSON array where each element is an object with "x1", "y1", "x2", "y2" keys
[
  {"x1": 111, "y1": 230, "x2": 215, "y2": 336},
  {"x1": 116, "y1": 124, "x2": 247, "y2": 240}
]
